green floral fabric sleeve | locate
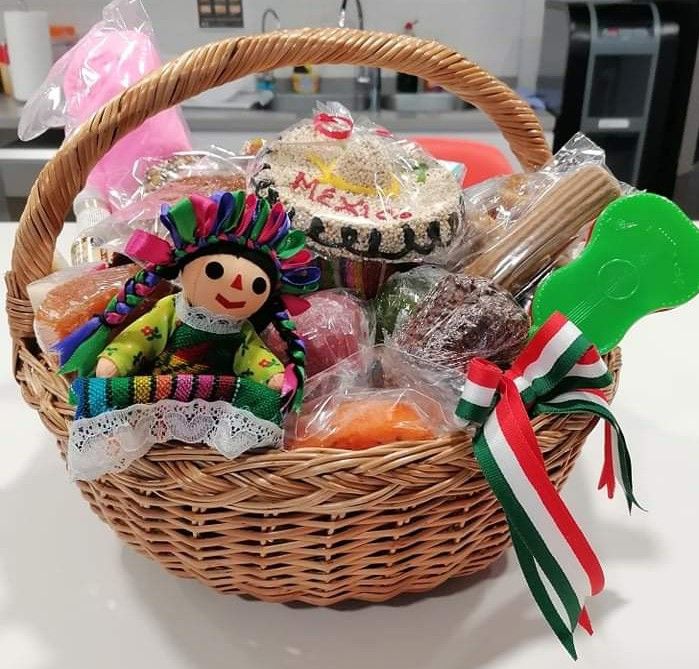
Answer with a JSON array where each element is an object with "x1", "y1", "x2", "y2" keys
[
  {"x1": 99, "y1": 295, "x2": 178, "y2": 376},
  {"x1": 234, "y1": 321, "x2": 284, "y2": 384}
]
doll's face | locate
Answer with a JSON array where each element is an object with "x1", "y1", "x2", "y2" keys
[{"x1": 181, "y1": 253, "x2": 273, "y2": 320}]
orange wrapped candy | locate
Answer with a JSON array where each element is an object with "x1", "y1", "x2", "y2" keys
[
  {"x1": 33, "y1": 264, "x2": 137, "y2": 353},
  {"x1": 285, "y1": 390, "x2": 444, "y2": 451}
]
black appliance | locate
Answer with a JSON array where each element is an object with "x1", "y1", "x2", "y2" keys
[{"x1": 538, "y1": 2, "x2": 680, "y2": 191}]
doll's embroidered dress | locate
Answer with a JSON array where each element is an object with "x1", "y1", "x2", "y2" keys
[{"x1": 100, "y1": 292, "x2": 284, "y2": 381}]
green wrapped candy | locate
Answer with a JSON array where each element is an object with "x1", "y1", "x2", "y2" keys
[{"x1": 375, "y1": 265, "x2": 449, "y2": 341}]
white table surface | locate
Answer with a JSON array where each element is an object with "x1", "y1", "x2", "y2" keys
[{"x1": 0, "y1": 222, "x2": 697, "y2": 669}]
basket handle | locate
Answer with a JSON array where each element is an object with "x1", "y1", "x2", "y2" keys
[{"x1": 6, "y1": 28, "x2": 551, "y2": 339}]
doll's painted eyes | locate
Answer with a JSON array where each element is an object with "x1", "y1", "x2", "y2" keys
[
  {"x1": 252, "y1": 277, "x2": 268, "y2": 295},
  {"x1": 205, "y1": 261, "x2": 224, "y2": 280}
]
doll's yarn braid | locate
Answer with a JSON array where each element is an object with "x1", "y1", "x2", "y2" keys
[
  {"x1": 55, "y1": 269, "x2": 163, "y2": 376},
  {"x1": 269, "y1": 300, "x2": 307, "y2": 412},
  {"x1": 103, "y1": 270, "x2": 161, "y2": 326}
]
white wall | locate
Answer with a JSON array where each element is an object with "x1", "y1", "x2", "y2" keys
[{"x1": 18, "y1": 0, "x2": 545, "y2": 81}]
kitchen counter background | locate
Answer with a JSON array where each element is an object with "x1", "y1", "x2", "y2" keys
[
  {"x1": 0, "y1": 92, "x2": 555, "y2": 136},
  {"x1": 0, "y1": 94, "x2": 555, "y2": 219}
]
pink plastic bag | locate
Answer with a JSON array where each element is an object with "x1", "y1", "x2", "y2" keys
[{"x1": 19, "y1": 0, "x2": 191, "y2": 206}]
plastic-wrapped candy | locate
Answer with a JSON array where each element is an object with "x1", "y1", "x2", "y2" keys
[
  {"x1": 374, "y1": 265, "x2": 449, "y2": 341},
  {"x1": 284, "y1": 345, "x2": 465, "y2": 451},
  {"x1": 391, "y1": 274, "x2": 530, "y2": 371},
  {"x1": 262, "y1": 289, "x2": 375, "y2": 377},
  {"x1": 31, "y1": 264, "x2": 139, "y2": 354},
  {"x1": 285, "y1": 389, "x2": 444, "y2": 450},
  {"x1": 252, "y1": 102, "x2": 465, "y2": 264},
  {"x1": 18, "y1": 0, "x2": 192, "y2": 207},
  {"x1": 442, "y1": 134, "x2": 624, "y2": 300}
]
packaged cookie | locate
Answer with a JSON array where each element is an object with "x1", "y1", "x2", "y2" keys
[
  {"x1": 117, "y1": 148, "x2": 249, "y2": 209},
  {"x1": 78, "y1": 149, "x2": 249, "y2": 259},
  {"x1": 391, "y1": 273, "x2": 530, "y2": 371}
]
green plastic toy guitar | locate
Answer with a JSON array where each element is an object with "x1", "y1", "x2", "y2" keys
[{"x1": 531, "y1": 193, "x2": 699, "y2": 353}]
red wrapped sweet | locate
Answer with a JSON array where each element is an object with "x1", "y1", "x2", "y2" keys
[{"x1": 263, "y1": 289, "x2": 374, "y2": 377}]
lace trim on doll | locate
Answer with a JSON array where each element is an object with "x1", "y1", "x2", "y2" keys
[
  {"x1": 175, "y1": 292, "x2": 243, "y2": 334},
  {"x1": 67, "y1": 399, "x2": 282, "y2": 481}
]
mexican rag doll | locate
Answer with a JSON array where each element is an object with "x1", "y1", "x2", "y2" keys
[{"x1": 55, "y1": 190, "x2": 320, "y2": 480}]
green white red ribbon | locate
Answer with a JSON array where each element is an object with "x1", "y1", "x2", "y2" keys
[{"x1": 456, "y1": 312, "x2": 638, "y2": 658}]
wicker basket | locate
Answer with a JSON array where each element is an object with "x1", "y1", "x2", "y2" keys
[{"x1": 5, "y1": 28, "x2": 620, "y2": 605}]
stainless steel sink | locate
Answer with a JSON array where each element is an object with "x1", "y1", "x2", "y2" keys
[
  {"x1": 268, "y1": 77, "x2": 369, "y2": 114},
  {"x1": 266, "y1": 78, "x2": 467, "y2": 114},
  {"x1": 381, "y1": 92, "x2": 466, "y2": 113},
  {"x1": 269, "y1": 91, "x2": 368, "y2": 114}
]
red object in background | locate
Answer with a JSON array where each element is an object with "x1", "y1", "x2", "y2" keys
[{"x1": 411, "y1": 136, "x2": 513, "y2": 187}]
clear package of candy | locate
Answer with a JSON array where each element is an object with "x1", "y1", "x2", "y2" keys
[
  {"x1": 284, "y1": 345, "x2": 465, "y2": 450},
  {"x1": 442, "y1": 134, "x2": 625, "y2": 298},
  {"x1": 262, "y1": 289, "x2": 375, "y2": 378},
  {"x1": 391, "y1": 273, "x2": 530, "y2": 371},
  {"x1": 30, "y1": 263, "x2": 139, "y2": 354},
  {"x1": 78, "y1": 148, "x2": 248, "y2": 258},
  {"x1": 374, "y1": 265, "x2": 449, "y2": 341},
  {"x1": 285, "y1": 388, "x2": 447, "y2": 450},
  {"x1": 251, "y1": 101, "x2": 467, "y2": 265},
  {"x1": 18, "y1": 0, "x2": 192, "y2": 207}
]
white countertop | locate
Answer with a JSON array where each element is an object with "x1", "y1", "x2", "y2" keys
[{"x1": 0, "y1": 223, "x2": 697, "y2": 669}]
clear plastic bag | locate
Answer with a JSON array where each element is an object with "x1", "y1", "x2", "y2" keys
[
  {"x1": 78, "y1": 148, "x2": 248, "y2": 258},
  {"x1": 31, "y1": 263, "x2": 138, "y2": 354},
  {"x1": 285, "y1": 388, "x2": 447, "y2": 450},
  {"x1": 442, "y1": 134, "x2": 625, "y2": 297},
  {"x1": 374, "y1": 265, "x2": 449, "y2": 341},
  {"x1": 391, "y1": 273, "x2": 530, "y2": 371},
  {"x1": 284, "y1": 345, "x2": 465, "y2": 450},
  {"x1": 18, "y1": 0, "x2": 191, "y2": 206},
  {"x1": 262, "y1": 289, "x2": 375, "y2": 378},
  {"x1": 251, "y1": 101, "x2": 467, "y2": 264},
  {"x1": 111, "y1": 147, "x2": 249, "y2": 210}
]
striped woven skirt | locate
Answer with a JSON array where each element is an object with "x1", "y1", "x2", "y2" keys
[{"x1": 67, "y1": 375, "x2": 283, "y2": 481}]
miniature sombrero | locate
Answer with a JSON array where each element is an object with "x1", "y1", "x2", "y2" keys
[{"x1": 252, "y1": 105, "x2": 464, "y2": 263}]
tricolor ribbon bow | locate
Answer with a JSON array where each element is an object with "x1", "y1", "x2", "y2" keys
[{"x1": 456, "y1": 312, "x2": 639, "y2": 658}]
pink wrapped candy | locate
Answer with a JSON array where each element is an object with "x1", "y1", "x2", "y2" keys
[{"x1": 263, "y1": 290, "x2": 374, "y2": 377}]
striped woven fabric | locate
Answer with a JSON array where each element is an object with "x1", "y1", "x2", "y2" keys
[{"x1": 70, "y1": 374, "x2": 283, "y2": 425}]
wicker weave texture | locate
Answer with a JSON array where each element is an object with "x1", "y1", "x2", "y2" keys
[
  {"x1": 5, "y1": 29, "x2": 614, "y2": 604},
  {"x1": 13, "y1": 343, "x2": 620, "y2": 603}
]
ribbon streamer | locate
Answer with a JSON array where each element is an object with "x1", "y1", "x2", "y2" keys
[{"x1": 456, "y1": 312, "x2": 637, "y2": 657}]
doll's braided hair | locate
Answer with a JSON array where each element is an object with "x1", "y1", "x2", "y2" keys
[
  {"x1": 56, "y1": 191, "x2": 319, "y2": 412},
  {"x1": 55, "y1": 268, "x2": 163, "y2": 377},
  {"x1": 269, "y1": 300, "x2": 308, "y2": 410}
]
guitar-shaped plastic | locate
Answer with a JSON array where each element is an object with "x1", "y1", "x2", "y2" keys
[{"x1": 531, "y1": 193, "x2": 699, "y2": 353}]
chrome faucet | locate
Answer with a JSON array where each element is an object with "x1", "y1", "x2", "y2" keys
[
  {"x1": 338, "y1": 0, "x2": 381, "y2": 113},
  {"x1": 261, "y1": 8, "x2": 281, "y2": 33},
  {"x1": 258, "y1": 9, "x2": 281, "y2": 91},
  {"x1": 338, "y1": 0, "x2": 364, "y2": 31}
]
